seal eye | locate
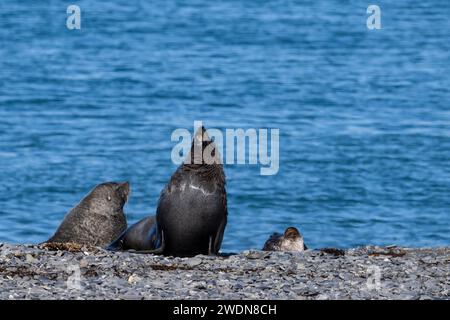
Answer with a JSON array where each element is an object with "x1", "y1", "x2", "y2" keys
[{"x1": 107, "y1": 196, "x2": 112, "y2": 201}]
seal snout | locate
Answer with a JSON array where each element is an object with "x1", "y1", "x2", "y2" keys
[{"x1": 117, "y1": 181, "x2": 131, "y2": 202}]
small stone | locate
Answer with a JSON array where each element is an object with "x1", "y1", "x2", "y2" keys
[
  {"x1": 185, "y1": 257, "x2": 203, "y2": 267},
  {"x1": 128, "y1": 275, "x2": 141, "y2": 284},
  {"x1": 25, "y1": 254, "x2": 37, "y2": 263},
  {"x1": 79, "y1": 259, "x2": 88, "y2": 268},
  {"x1": 243, "y1": 250, "x2": 269, "y2": 259}
]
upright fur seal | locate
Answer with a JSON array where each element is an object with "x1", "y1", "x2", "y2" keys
[
  {"x1": 111, "y1": 126, "x2": 228, "y2": 257},
  {"x1": 157, "y1": 126, "x2": 227, "y2": 256},
  {"x1": 262, "y1": 227, "x2": 307, "y2": 252},
  {"x1": 46, "y1": 182, "x2": 129, "y2": 247}
]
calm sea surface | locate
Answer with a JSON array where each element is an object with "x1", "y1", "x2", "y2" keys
[{"x1": 0, "y1": 1, "x2": 449, "y2": 251}]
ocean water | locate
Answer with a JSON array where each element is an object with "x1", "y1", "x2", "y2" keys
[{"x1": 0, "y1": 0, "x2": 449, "y2": 251}]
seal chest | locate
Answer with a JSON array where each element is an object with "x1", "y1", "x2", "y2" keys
[{"x1": 46, "y1": 182, "x2": 129, "y2": 247}]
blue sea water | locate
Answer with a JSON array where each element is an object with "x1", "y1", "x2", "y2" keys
[{"x1": 0, "y1": 0, "x2": 449, "y2": 251}]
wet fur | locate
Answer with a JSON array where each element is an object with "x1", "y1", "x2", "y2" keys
[
  {"x1": 262, "y1": 228, "x2": 307, "y2": 252},
  {"x1": 156, "y1": 161, "x2": 227, "y2": 256},
  {"x1": 46, "y1": 182, "x2": 129, "y2": 247}
]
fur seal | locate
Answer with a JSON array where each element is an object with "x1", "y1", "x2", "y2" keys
[
  {"x1": 156, "y1": 126, "x2": 227, "y2": 256},
  {"x1": 112, "y1": 126, "x2": 227, "y2": 257},
  {"x1": 262, "y1": 227, "x2": 307, "y2": 252},
  {"x1": 107, "y1": 215, "x2": 160, "y2": 251},
  {"x1": 46, "y1": 182, "x2": 129, "y2": 247}
]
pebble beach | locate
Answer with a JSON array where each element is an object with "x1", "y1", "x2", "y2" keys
[{"x1": 0, "y1": 243, "x2": 448, "y2": 300}]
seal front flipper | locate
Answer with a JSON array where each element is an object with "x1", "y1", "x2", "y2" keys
[
  {"x1": 208, "y1": 236, "x2": 214, "y2": 256},
  {"x1": 208, "y1": 216, "x2": 227, "y2": 255},
  {"x1": 106, "y1": 232, "x2": 126, "y2": 251},
  {"x1": 127, "y1": 230, "x2": 165, "y2": 255}
]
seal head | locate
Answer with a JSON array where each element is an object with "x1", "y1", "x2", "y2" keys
[
  {"x1": 46, "y1": 182, "x2": 129, "y2": 246},
  {"x1": 262, "y1": 227, "x2": 307, "y2": 252}
]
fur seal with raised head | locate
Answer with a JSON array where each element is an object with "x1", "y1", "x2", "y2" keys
[
  {"x1": 110, "y1": 126, "x2": 227, "y2": 257},
  {"x1": 262, "y1": 227, "x2": 307, "y2": 252},
  {"x1": 46, "y1": 182, "x2": 129, "y2": 247},
  {"x1": 157, "y1": 126, "x2": 227, "y2": 256}
]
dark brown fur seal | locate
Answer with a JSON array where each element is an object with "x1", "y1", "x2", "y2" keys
[
  {"x1": 113, "y1": 126, "x2": 228, "y2": 257},
  {"x1": 262, "y1": 227, "x2": 307, "y2": 252},
  {"x1": 46, "y1": 182, "x2": 129, "y2": 246},
  {"x1": 157, "y1": 126, "x2": 227, "y2": 256}
]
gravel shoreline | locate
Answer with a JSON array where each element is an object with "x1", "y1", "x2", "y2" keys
[{"x1": 0, "y1": 243, "x2": 448, "y2": 300}]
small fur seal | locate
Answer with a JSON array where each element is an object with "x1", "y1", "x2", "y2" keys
[
  {"x1": 112, "y1": 126, "x2": 228, "y2": 257},
  {"x1": 107, "y1": 215, "x2": 160, "y2": 251},
  {"x1": 46, "y1": 182, "x2": 129, "y2": 247},
  {"x1": 262, "y1": 227, "x2": 307, "y2": 252}
]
